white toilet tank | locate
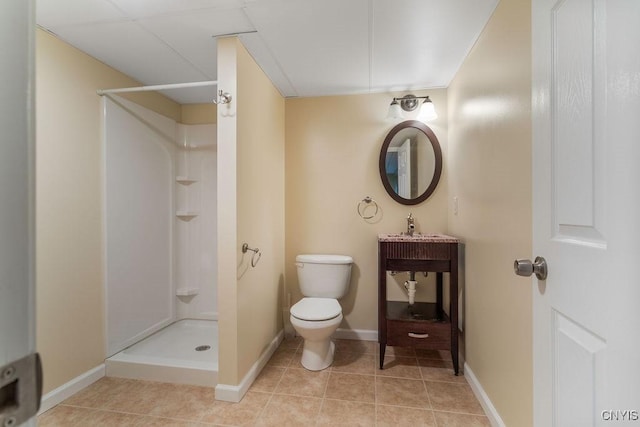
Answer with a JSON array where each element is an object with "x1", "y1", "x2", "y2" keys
[{"x1": 296, "y1": 254, "x2": 353, "y2": 299}]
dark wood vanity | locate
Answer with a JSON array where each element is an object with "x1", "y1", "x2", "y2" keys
[{"x1": 378, "y1": 233, "x2": 461, "y2": 375}]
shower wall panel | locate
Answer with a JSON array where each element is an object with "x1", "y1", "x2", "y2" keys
[
  {"x1": 104, "y1": 96, "x2": 175, "y2": 357},
  {"x1": 175, "y1": 124, "x2": 218, "y2": 320}
]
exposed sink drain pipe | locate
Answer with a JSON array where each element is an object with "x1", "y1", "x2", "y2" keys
[{"x1": 404, "y1": 271, "x2": 417, "y2": 306}]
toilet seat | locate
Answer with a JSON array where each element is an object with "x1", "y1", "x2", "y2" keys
[{"x1": 290, "y1": 297, "x2": 341, "y2": 321}]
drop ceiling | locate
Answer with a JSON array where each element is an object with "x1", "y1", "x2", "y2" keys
[{"x1": 36, "y1": 0, "x2": 498, "y2": 104}]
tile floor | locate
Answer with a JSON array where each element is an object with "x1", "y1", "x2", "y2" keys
[{"x1": 38, "y1": 338, "x2": 490, "y2": 426}]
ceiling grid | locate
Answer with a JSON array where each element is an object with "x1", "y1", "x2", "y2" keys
[{"x1": 36, "y1": 0, "x2": 498, "y2": 104}]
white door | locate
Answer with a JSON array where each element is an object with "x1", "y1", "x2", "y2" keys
[
  {"x1": 0, "y1": 0, "x2": 41, "y2": 426},
  {"x1": 532, "y1": 0, "x2": 640, "y2": 425},
  {"x1": 398, "y1": 138, "x2": 412, "y2": 199}
]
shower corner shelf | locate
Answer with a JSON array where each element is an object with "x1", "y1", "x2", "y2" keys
[
  {"x1": 176, "y1": 287, "x2": 199, "y2": 296},
  {"x1": 175, "y1": 176, "x2": 198, "y2": 185},
  {"x1": 176, "y1": 211, "x2": 199, "y2": 220}
]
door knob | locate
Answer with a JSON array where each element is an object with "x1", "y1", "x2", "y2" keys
[{"x1": 514, "y1": 256, "x2": 548, "y2": 280}]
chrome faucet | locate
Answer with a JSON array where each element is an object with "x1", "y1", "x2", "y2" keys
[{"x1": 407, "y1": 213, "x2": 415, "y2": 236}]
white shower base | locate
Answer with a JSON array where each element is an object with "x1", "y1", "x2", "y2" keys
[{"x1": 105, "y1": 319, "x2": 218, "y2": 387}]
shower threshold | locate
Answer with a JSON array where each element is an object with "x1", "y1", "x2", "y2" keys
[{"x1": 105, "y1": 319, "x2": 218, "y2": 387}]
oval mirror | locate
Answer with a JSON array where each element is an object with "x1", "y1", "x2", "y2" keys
[{"x1": 379, "y1": 120, "x2": 442, "y2": 205}]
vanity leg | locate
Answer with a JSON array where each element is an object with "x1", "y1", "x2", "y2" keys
[
  {"x1": 436, "y1": 272, "x2": 443, "y2": 321},
  {"x1": 452, "y1": 348, "x2": 459, "y2": 375},
  {"x1": 379, "y1": 343, "x2": 386, "y2": 369},
  {"x1": 450, "y1": 245, "x2": 459, "y2": 375},
  {"x1": 450, "y1": 301, "x2": 459, "y2": 375}
]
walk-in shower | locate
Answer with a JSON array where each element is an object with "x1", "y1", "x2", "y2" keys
[{"x1": 100, "y1": 93, "x2": 217, "y2": 386}]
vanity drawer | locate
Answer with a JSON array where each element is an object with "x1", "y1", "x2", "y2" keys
[{"x1": 386, "y1": 319, "x2": 451, "y2": 350}]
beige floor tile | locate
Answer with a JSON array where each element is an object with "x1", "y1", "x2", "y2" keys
[
  {"x1": 289, "y1": 349, "x2": 308, "y2": 370},
  {"x1": 42, "y1": 341, "x2": 492, "y2": 427},
  {"x1": 278, "y1": 335, "x2": 303, "y2": 350},
  {"x1": 420, "y1": 367, "x2": 467, "y2": 383},
  {"x1": 101, "y1": 379, "x2": 160, "y2": 414},
  {"x1": 37, "y1": 405, "x2": 94, "y2": 426},
  {"x1": 266, "y1": 347, "x2": 297, "y2": 368},
  {"x1": 147, "y1": 383, "x2": 216, "y2": 420},
  {"x1": 62, "y1": 377, "x2": 131, "y2": 408},
  {"x1": 317, "y1": 399, "x2": 375, "y2": 426},
  {"x1": 274, "y1": 367, "x2": 329, "y2": 397},
  {"x1": 138, "y1": 416, "x2": 206, "y2": 426},
  {"x1": 433, "y1": 411, "x2": 492, "y2": 426},
  {"x1": 335, "y1": 339, "x2": 376, "y2": 355},
  {"x1": 375, "y1": 376, "x2": 431, "y2": 409},
  {"x1": 324, "y1": 372, "x2": 375, "y2": 403},
  {"x1": 426, "y1": 381, "x2": 485, "y2": 415},
  {"x1": 381, "y1": 345, "x2": 416, "y2": 357},
  {"x1": 417, "y1": 357, "x2": 454, "y2": 369},
  {"x1": 82, "y1": 409, "x2": 147, "y2": 426},
  {"x1": 137, "y1": 382, "x2": 180, "y2": 416},
  {"x1": 331, "y1": 351, "x2": 376, "y2": 375},
  {"x1": 250, "y1": 366, "x2": 286, "y2": 392},
  {"x1": 376, "y1": 404, "x2": 437, "y2": 427},
  {"x1": 200, "y1": 391, "x2": 271, "y2": 425},
  {"x1": 378, "y1": 355, "x2": 421, "y2": 379},
  {"x1": 414, "y1": 349, "x2": 450, "y2": 360},
  {"x1": 255, "y1": 394, "x2": 322, "y2": 426}
]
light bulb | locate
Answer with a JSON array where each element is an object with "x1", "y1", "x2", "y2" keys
[
  {"x1": 386, "y1": 100, "x2": 404, "y2": 120},
  {"x1": 417, "y1": 98, "x2": 437, "y2": 122}
]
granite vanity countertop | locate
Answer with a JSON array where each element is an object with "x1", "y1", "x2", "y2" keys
[{"x1": 378, "y1": 233, "x2": 460, "y2": 243}]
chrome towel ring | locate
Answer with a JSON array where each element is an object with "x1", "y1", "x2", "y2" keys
[
  {"x1": 242, "y1": 243, "x2": 261, "y2": 267},
  {"x1": 357, "y1": 196, "x2": 379, "y2": 220}
]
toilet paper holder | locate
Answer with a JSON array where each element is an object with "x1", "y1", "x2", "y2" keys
[{"x1": 242, "y1": 243, "x2": 262, "y2": 267}]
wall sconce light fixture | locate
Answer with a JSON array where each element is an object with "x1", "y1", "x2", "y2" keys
[{"x1": 386, "y1": 94, "x2": 437, "y2": 122}]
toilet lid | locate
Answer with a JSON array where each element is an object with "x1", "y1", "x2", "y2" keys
[{"x1": 290, "y1": 298, "x2": 341, "y2": 321}]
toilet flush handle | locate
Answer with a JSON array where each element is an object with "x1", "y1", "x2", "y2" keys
[{"x1": 295, "y1": 262, "x2": 304, "y2": 268}]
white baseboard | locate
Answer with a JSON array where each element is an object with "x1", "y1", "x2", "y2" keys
[
  {"x1": 215, "y1": 329, "x2": 284, "y2": 402},
  {"x1": 38, "y1": 364, "x2": 105, "y2": 415},
  {"x1": 334, "y1": 328, "x2": 377, "y2": 341},
  {"x1": 464, "y1": 362, "x2": 506, "y2": 427}
]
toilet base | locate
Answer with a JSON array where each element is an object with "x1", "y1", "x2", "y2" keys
[{"x1": 300, "y1": 339, "x2": 335, "y2": 371}]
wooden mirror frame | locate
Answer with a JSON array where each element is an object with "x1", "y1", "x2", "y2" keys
[{"x1": 378, "y1": 120, "x2": 443, "y2": 205}]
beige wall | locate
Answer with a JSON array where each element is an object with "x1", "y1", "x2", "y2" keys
[
  {"x1": 447, "y1": 1, "x2": 533, "y2": 425},
  {"x1": 181, "y1": 104, "x2": 217, "y2": 125},
  {"x1": 284, "y1": 90, "x2": 448, "y2": 332},
  {"x1": 217, "y1": 37, "x2": 285, "y2": 386},
  {"x1": 36, "y1": 28, "x2": 181, "y2": 393}
]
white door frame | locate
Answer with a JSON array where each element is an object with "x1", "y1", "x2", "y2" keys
[{"x1": 0, "y1": 0, "x2": 39, "y2": 425}]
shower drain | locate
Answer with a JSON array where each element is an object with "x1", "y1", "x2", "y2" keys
[{"x1": 195, "y1": 345, "x2": 211, "y2": 352}]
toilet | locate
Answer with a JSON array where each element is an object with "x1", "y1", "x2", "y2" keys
[{"x1": 290, "y1": 254, "x2": 353, "y2": 371}]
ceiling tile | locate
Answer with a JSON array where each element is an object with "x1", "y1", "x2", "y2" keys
[
  {"x1": 244, "y1": 0, "x2": 371, "y2": 97},
  {"x1": 109, "y1": 0, "x2": 245, "y2": 19},
  {"x1": 238, "y1": 32, "x2": 297, "y2": 97},
  {"x1": 51, "y1": 21, "x2": 209, "y2": 86},
  {"x1": 37, "y1": 0, "x2": 127, "y2": 27},
  {"x1": 371, "y1": 0, "x2": 498, "y2": 90},
  {"x1": 139, "y1": 7, "x2": 255, "y2": 79}
]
